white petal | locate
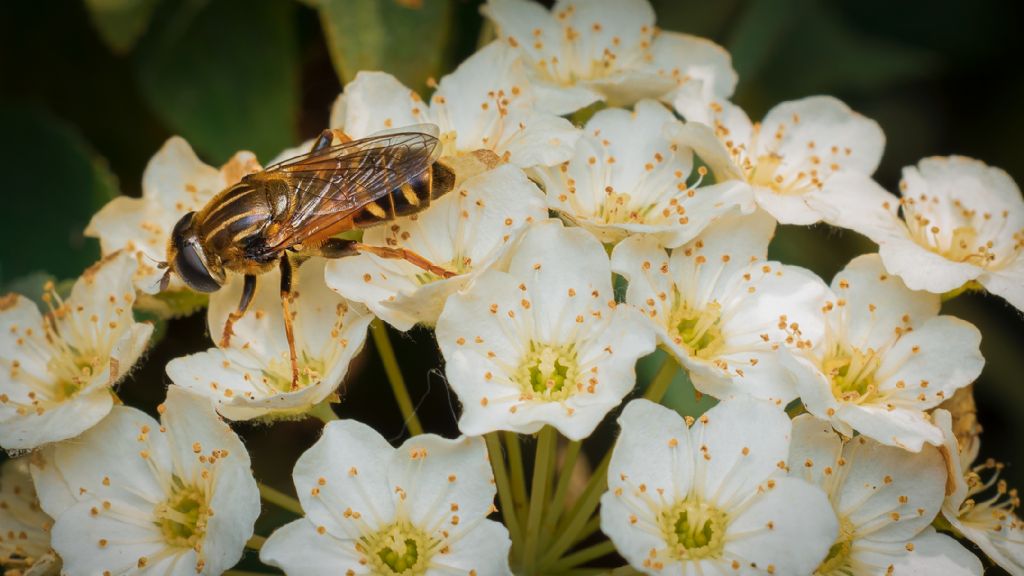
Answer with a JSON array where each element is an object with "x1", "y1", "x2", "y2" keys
[
  {"x1": 161, "y1": 387, "x2": 259, "y2": 574},
  {"x1": 805, "y1": 170, "x2": 906, "y2": 241},
  {"x1": 852, "y1": 528, "x2": 983, "y2": 576},
  {"x1": 933, "y1": 410, "x2": 969, "y2": 513},
  {"x1": 261, "y1": 519, "x2": 368, "y2": 575},
  {"x1": 0, "y1": 388, "x2": 114, "y2": 451},
  {"x1": 507, "y1": 220, "x2": 614, "y2": 343},
  {"x1": 530, "y1": 82, "x2": 603, "y2": 116},
  {"x1": 725, "y1": 476, "x2": 837, "y2": 576},
  {"x1": 330, "y1": 72, "x2": 425, "y2": 139},
  {"x1": 836, "y1": 437, "x2": 946, "y2": 543},
  {"x1": 878, "y1": 236, "x2": 984, "y2": 294},
  {"x1": 788, "y1": 414, "x2": 843, "y2": 491},
  {"x1": 753, "y1": 185, "x2": 827, "y2": 225},
  {"x1": 758, "y1": 95, "x2": 885, "y2": 177},
  {"x1": 650, "y1": 32, "x2": 737, "y2": 108},
  {"x1": 584, "y1": 70, "x2": 676, "y2": 109},
  {"x1": 607, "y1": 399, "x2": 696, "y2": 514},
  {"x1": 500, "y1": 111, "x2": 580, "y2": 169},
  {"x1": 831, "y1": 253, "x2": 940, "y2": 351},
  {"x1": 428, "y1": 519, "x2": 512, "y2": 576},
  {"x1": 978, "y1": 254, "x2": 1024, "y2": 312},
  {"x1": 836, "y1": 404, "x2": 943, "y2": 451},
  {"x1": 665, "y1": 117, "x2": 748, "y2": 183},
  {"x1": 141, "y1": 136, "x2": 227, "y2": 212},
  {"x1": 953, "y1": 516, "x2": 1024, "y2": 576},
  {"x1": 876, "y1": 316, "x2": 983, "y2": 410},
  {"x1": 389, "y1": 435, "x2": 495, "y2": 532},
  {"x1": 0, "y1": 458, "x2": 53, "y2": 562},
  {"x1": 693, "y1": 397, "x2": 792, "y2": 510},
  {"x1": 84, "y1": 196, "x2": 171, "y2": 291},
  {"x1": 294, "y1": 420, "x2": 396, "y2": 538},
  {"x1": 50, "y1": 497, "x2": 174, "y2": 576}
]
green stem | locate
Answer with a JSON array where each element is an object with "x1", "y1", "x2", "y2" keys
[
  {"x1": 522, "y1": 427, "x2": 557, "y2": 573},
  {"x1": 370, "y1": 318, "x2": 423, "y2": 436},
  {"x1": 245, "y1": 534, "x2": 266, "y2": 550},
  {"x1": 307, "y1": 400, "x2": 338, "y2": 423},
  {"x1": 224, "y1": 571, "x2": 277, "y2": 576},
  {"x1": 505, "y1": 431, "x2": 529, "y2": 523},
  {"x1": 542, "y1": 439, "x2": 582, "y2": 539},
  {"x1": 485, "y1": 433, "x2": 523, "y2": 554},
  {"x1": 541, "y1": 452, "x2": 611, "y2": 567},
  {"x1": 258, "y1": 482, "x2": 304, "y2": 516},
  {"x1": 643, "y1": 354, "x2": 679, "y2": 403},
  {"x1": 548, "y1": 540, "x2": 617, "y2": 572}
]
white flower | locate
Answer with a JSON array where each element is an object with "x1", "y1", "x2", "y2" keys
[
  {"x1": 533, "y1": 99, "x2": 752, "y2": 247},
  {"x1": 0, "y1": 458, "x2": 60, "y2": 576},
  {"x1": 790, "y1": 414, "x2": 982, "y2": 575},
  {"x1": 436, "y1": 220, "x2": 657, "y2": 440},
  {"x1": 260, "y1": 420, "x2": 511, "y2": 575},
  {"x1": 333, "y1": 41, "x2": 579, "y2": 170},
  {"x1": 325, "y1": 42, "x2": 564, "y2": 331},
  {"x1": 167, "y1": 259, "x2": 372, "y2": 421},
  {"x1": 601, "y1": 398, "x2": 837, "y2": 575},
  {"x1": 0, "y1": 253, "x2": 152, "y2": 450},
  {"x1": 611, "y1": 209, "x2": 831, "y2": 404},
  {"x1": 785, "y1": 254, "x2": 984, "y2": 451},
  {"x1": 808, "y1": 156, "x2": 1024, "y2": 310},
  {"x1": 85, "y1": 136, "x2": 261, "y2": 296},
  {"x1": 326, "y1": 164, "x2": 547, "y2": 331},
  {"x1": 671, "y1": 95, "x2": 885, "y2": 225},
  {"x1": 936, "y1": 409, "x2": 1024, "y2": 575},
  {"x1": 481, "y1": 0, "x2": 736, "y2": 115},
  {"x1": 30, "y1": 386, "x2": 260, "y2": 575}
]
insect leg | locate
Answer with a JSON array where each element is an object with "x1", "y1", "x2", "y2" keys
[
  {"x1": 352, "y1": 242, "x2": 456, "y2": 279},
  {"x1": 310, "y1": 129, "x2": 354, "y2": 154},
  {"x1": 219, "y1": 274, "x2": 257, "y2": 348},
  {"x1": 279, "y1": 256, "x2": 300, "y2": 390}
]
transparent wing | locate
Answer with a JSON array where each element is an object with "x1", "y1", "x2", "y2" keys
[{"x1": 249, "y1": 125, "x2": 442, "y2": 252}]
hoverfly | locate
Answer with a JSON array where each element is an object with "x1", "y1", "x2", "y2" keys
[{"x1": 159, "y1": 125, "x2": 456, "y2": 387}]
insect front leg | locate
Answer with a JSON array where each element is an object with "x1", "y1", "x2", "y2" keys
[
  {"x1": 279, "y1": 256, "x2": 300, "y2": 390},
  {"x1": 220, "y1": 274, "x2": 257, "y2": 348},
  {"x1": 310, "y1": 129, "x2": 354, "y2": 154}
]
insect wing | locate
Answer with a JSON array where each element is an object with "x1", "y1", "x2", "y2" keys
[{"x1": 253, "y1": 126, "x2": 442, "y2": 251}]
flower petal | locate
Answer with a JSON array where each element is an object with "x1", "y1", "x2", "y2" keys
[
  {"x1": 389, "y1": 435, "x2": 495, "y2": 532},
  {"x1": 330, "y1": 72, "x2": 424, "y2": 139},
  {"x1": 788, "y1": 413, "x2": 843, "y2": 491},
  {"x1": 650, "y1": 32, "x2": 736, "y2": 108},
  {"x1": 294, "y1": 420, "x2": 396, "y2": 538},
  {"x1": 831, "y1": 253, "x2": 940, "y2": 352},
  {"x1": 693, "y1": 397, "x2": 792, "y2": 510},
  {"x1": 852, "y1": 528, "x2": 983, "y2": 576},
  {"x1": 261, "y1": 519, "x2": 368, "y2": 575}
]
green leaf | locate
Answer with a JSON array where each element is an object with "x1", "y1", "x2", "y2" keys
[
  {"x1": 0, "y1": 104, "x2": 119, "y2": 287},
  {"x1": 134, "y1": 0, "x2": 299, "y2": 164},
  {"x1": 314, "y1": 0, "x2": 455, "y2": 94},
  {"x1": 83, "y1": 0, "x2": 160, "y2": 54}
]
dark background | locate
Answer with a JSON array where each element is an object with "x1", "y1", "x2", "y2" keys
[{"x1": 1, "y1": 0, "x2": 1021, "y2": 572}]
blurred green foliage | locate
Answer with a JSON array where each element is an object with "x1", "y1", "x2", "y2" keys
[{"x1": 1, "y1": 4, "x2": 1022, "y2": 563}]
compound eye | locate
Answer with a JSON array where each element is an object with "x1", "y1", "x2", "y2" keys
[{"x1": 174, "y1": 241, "x2": 221, "y2": 293}]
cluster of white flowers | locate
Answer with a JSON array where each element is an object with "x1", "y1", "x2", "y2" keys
[{"x1": 2, "y1": 0, "x2": 1022, "y2": 574}]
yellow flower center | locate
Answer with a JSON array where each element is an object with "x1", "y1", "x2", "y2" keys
[
  {"x1": 155, "y1": 482, "x2": 210, "y2": 549},
  {"x1": 822, "y1": 344, "x2": 882, "y2": 404},
  {"x1": 669, "y1": 300, "x2": 724, "y2": 359},
  {"x1": 362, "y1": 521, "x2": 434, "y2": 575},
  {"x1": 264, "y1": 354, "x2": 326, "y2": 393},
  {"x1": 816, "y1": 518, "x2": 856, "y2": 575},
  {"x1": 515, "y1": 342, "x2": 578, "y2": 401},
  {"x1": 659, "y1": 498, "x2": 728, "y2": 560}
]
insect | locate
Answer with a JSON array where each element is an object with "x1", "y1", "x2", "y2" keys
[{"x1": 159, "y1": 124, "x2": 457, "y2": 388}]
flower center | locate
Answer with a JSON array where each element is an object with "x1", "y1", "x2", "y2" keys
[
  {"x1": 155, "y1": 482, "x2": 209, "y2": 549},
  {"x1": 668, "y1": 300, "x2": 724, "y2": 359},
  {"x1": 264, "y1": 354, "x2": 326, "y2": 393},
  {"x1": 515, "y1": 342, "x2": 578, "y2": 401},
  {"x1": 362, "y1": 521, "x2": 433, "y2": 575},
  {"x1": 823, "y1": 344, "x2": 882, "y2": 404},
  {"x1": 659, "y1": 498, "x2": 728, "y2": 560},
  {"x1": 816, "y1": 518, "x2": 855, "y2": 575}
]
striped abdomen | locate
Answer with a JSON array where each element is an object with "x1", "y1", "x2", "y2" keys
[{"x1": 351, "y1": 160, "x2": 455, "y2": 228}]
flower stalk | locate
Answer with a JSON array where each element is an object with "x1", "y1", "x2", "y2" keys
[
  {"x1": 257, "y1": 483, "x2": 303, "y2": 516},
  {"x1": 370, "y1": 318, "x2": 424, "y2": 436},
  {"x1": 522, "y1": 426, "x2": 557, "y2": 572}
]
